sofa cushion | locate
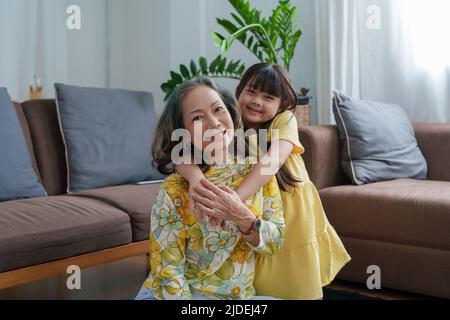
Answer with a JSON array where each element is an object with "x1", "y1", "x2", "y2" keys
[
  {"x1": 54, "y1": 83, "x2": 163, "y2": 193},
  {"x1": 320, "y1": 179, "x2": 450, "y2": 250},
  {"x1": 332, "y1": 91, "x2": 427, "y2": 185},
  {"x1": 22, "y1": 99, "x2": 68, "y2": 196},
  {"x1": 0, "y1": 88, "x2": 47, "y2": 202},
  {"x1": 73, "y1": 183, "x2": 162, "y2": 241},
  {"x1": 0, "y1": 196, "x2": 132, "y2": 272}
]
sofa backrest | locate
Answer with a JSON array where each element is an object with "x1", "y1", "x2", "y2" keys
[
  {"x1": 21, "y1": 100, "x2": 67, "y2": 195},
  {"x1": 12, "y1": 102, "x2": 44, "y2": 186},
  {"x1": 299, "y1": 123, "x2": 450, "y2": 190},
  {"x1": 15, "y1": 100, "x2": 450, "y2": 195},
  {"x1": 413, "y1": 123, "x2": 450, "y2": 182},
  {"x1": 298, "y1": 125, "x2": 350, "y2": 190}
]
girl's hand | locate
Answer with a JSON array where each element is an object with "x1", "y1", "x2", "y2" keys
[
  {"x1": 192, "y1": 179, "x2": 254, "y2": 230},
  {"x1": 190, "y1": 179, "x2": 223, "y2": 228},
  {"x1": 188, "y1": 180, "x2": 203, "y2": 219}
]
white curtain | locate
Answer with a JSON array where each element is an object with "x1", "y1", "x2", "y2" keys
[
  {"x1": 0, "y1": 0, "x2": 70, "y2": 101},
  {"x1": 315, "y1": 0, "x2": 450, "y2": 124},
  {"x1": 0, "y1": 0, "x2": 110, "y2": 102}
]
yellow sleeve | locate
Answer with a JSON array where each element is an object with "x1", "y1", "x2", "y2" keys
[{"x1": 269, "y1": 111, "x2": 304, "y2": 154}]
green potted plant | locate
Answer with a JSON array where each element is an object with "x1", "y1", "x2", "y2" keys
[{"x1": 161, "y1": 0, "x2": 311, "y2": 124}]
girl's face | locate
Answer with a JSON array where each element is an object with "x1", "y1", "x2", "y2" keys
[
  {"x1": 182, "y1": 85, "x2": 234, "y2": 153},
  {"x1": 238, "y1": 82, "x2": 282, "y2": 130}
]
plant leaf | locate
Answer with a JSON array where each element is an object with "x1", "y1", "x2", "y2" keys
[
  {"x1": 170, "y1": 71, "x2": 183, "y2": 84},
  {"x1": 190, "y1": 60, "x2": 198, "y2": 77},
  {"x1": 231, "y1": 13, "x2": 245, "y2": 27},
  {"x1": 212, "y1": 32, "x2": 225, "y2": 49},
  {"x1": 247, "y1": 36, "x2": 254, "y2": 49},
  {"x1": 226, "y1": 60, "x2": 235, "y2": 74},
  {"x1": 161, "y1": 82, "x2": 173, "y2": 94},
  {"x1": 199, "y1": 57, "x2": 208, "y2": 74},
  {"x1": 179, "y1": 64, "x2": 190, "y2": 79},
  {"x1": 217, "y1": 57, "x2": 227, "y2": 73},
  {"x1": 209, "y1": 55, "x2": 222, "y2": 73},
  {"x1": 216, "y1": 18, "x2": 239, "y2": 34}
]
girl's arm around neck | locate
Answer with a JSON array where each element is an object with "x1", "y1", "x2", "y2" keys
[
  {"x1": 176, "y1": 163, "x2": 205, "y2": 185},
  {"x1": 237, "y1": 139, "x2": 294, "y2": 201},
  {"x1": 176, "y1": 162, "x2": 209, "y2": 222}
]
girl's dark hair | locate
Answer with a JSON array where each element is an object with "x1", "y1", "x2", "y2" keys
[
  {"x1": 152, "y1": 76, "x2": 243, "y2": 175},
  {"x1": 236, "y1": 63, "x2": 302, "y2": 192}
]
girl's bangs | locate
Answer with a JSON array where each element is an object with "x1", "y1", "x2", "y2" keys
[{"x1": 247, "y1": 68, "x2": 283, "y2": 98}]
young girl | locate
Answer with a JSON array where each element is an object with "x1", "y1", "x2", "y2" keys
[{"x1": 177, "y1": 63, "x2": 351, "y2": 300}]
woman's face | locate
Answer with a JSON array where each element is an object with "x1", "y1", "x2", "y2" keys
[
  {"x1": 238, "y1": 81, "x2": 282, "y2": 130},
  {"x1": 182, "y1": 85, "x2": 235, "y2": 153}
]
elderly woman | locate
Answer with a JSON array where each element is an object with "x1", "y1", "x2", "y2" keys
[{"x1": 135, "y1": 77, "x2": 285, "y2": 300}]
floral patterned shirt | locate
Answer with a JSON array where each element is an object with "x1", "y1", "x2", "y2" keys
[{"x1": 142, "y1": 160, "x2": 285, "y2": 300}]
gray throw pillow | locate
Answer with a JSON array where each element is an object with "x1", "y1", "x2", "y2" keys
[
  {"x1": 55, "y1": 83, "x2": 164, "y2": 192},
  {"x1": 0, "y1": 88, "x2": 47, "y2": 201},
  {"x1": 332, "y1": 91, "x2": 427, "y2": 185}
]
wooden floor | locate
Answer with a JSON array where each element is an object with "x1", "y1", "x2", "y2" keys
[
  {"x1": 1, "y1": 256, "x2": 442, "y2": 300},
  {"x1": 326, "y1": 280, "x2": 441, "y2": 300}
]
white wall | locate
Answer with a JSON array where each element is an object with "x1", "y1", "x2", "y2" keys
[
  {"x1": 109, "y1": 0, "x2": 170, "y2": 112},
  {"x1": 66, "y1": 0, "x2": 107, "y2": 88},
  {"x1": 111, "y1": 0, "x2": 317, "y2": 121},
  {"x1": 1, "y1": 0, "x2": 317, "y2": 122}
]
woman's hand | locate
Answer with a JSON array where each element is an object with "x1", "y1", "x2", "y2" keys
[
  {"x1": 189, "y1": 179, "x2": 223, "y2": 228},
  {"x1": 192, "y1": 179, "x2": 255, "y2": 232}
]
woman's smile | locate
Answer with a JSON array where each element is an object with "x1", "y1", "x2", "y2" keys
[{"x1": 205, "y1": 128, "x2": 227, "y2": 142}]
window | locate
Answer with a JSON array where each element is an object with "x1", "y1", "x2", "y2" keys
[{"x1": 403, "y1": 0, "x2": 450, "y2": 72}]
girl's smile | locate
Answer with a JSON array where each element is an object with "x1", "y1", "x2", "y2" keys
[{"x1": 246, "y1": 105, "x2": 264, "y2": 115}]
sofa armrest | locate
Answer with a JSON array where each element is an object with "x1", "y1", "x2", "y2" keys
[
  {"x1": 298, "y1": 125, "x2": 350, "y2": 190},
  {"x1": 413, "y1": 123, "x2": 450, "y2": 182}
]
